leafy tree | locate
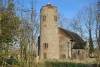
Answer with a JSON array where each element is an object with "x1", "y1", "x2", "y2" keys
[
  {"x1": 0, "y1": 1, "x2": 20, "y2": 65},
  {"x1": 0, "y1": 0, "x2": 21, "y2": 66},
  {"x1": 0, "y1": 0, "x2": 20, "y2": 47}
]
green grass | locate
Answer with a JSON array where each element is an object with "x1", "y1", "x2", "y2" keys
[{"x1": 37, "y1": 61, "x2": 98, "y2": 67}]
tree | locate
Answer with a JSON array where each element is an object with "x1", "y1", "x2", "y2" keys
[
  {"x1": 95, "y1": 1, "x2": 100, "y2": 67},
  {"x1": 0, "y1": 0, "x2": 21, "y2": 66},
  {"x1": 7, "y1": 0, "x2": 14, "y2": 14},
  {"x1": 84, "y1": 5, "x2": 96, "y2": 57},
  {"x1": 0, "y1": 0, "x2": 3, "y2": 10},
  {"x1": 72, "y1": 11, "x2": 84, "y2": 39},
  {"x1": 71, "y1": 4, "x2": 96, "y2": 57},
  {"x1": 96, "y1": 1, "x2": 100, "y2": 50},
  {"x1": 0, "y1": 0, "x2": 20, "y2": 49},
  {"x1": 15, "y1": 0, "x2": 38, "y2": 66}
]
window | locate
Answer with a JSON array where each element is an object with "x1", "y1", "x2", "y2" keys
[
  {"x1": 44, "y1": 53, "x2": 47, "y2": 59},
  {"x1": 60, "y1": 54, "x2": 66, "y2": 59},
  {"x1": 54, "y1": 16, "x2": 57, "y2": 21},
  {"x1": 43, "y1": 43, "x2": 48, "y2": 49},
  {"x1": 78, "y1": 50, "x2": 80, "y2": 55},
  {"x1": 42, "y1": 15, "x2": 46, "y2": 21}
]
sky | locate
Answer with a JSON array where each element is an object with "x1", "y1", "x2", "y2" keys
[
  {"x1": 14, "y1": 0, "x2": 97, "y2": 41},
  {"x1": 37, "y1": 0, "x2": 96, "y2": 19},
  {"x1": 17, "y1": 0, "x2": 97, "y2": 19}
]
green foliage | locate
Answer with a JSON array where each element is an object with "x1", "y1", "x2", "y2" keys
[
  {"x1": 41, "y1": 61, "x2": 98, "y2": 67},
  {"x1": 7, "y1": 0, "x2": 15, "y2": 14},
  {"x1": 0, "y1": 0, "x2": 20, "y2": 49},
  {"x1": 0, "y1": 11, "x2": 21, "y2": 49},
  {"x1": 6, "y1": 56, "x2": 18, "y2": 65},
  {"x1": 0, "y1": 0, "x2": 21, "y2": 66},
  {"x1": 0, "y1": 0, "x2": 36, "y2": 67}
]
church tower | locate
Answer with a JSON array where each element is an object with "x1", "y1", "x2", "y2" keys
[{"x1": 40, "y1": 4, "x2": 59, "y2": 59}]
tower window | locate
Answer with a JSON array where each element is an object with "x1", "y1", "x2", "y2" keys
[
  {"x1": 42, "y1": 15, "x2": 46, "y2": 21},
  {"x1": 54, "y1": 16, "x2": 57, "y2": 21},
  {"x1": 78, "y1": 50, "x2": 80, "y2": 55},
  {"x1": 60, "y1": 54, "x2": 66, "y2": 59},
  {"x1": 43, "y1": 43, "x2": 48, "y2": 49},
  {"x1": 44, "y1": 52, "x2": 47, "y2": 59}
]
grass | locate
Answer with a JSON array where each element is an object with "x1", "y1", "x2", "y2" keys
[{"x1": 36, "y1": 60, "x2": 99, "y2": 67}]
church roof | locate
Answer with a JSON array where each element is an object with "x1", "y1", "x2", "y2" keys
[
  {"x1": 59, "y1": 27, "x2": 85, "y2": 49},
  {"x1": 59, "y1": 27, "x2": 83, "y2": 42}
]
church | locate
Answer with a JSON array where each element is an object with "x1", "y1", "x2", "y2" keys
[{"x1": 38, "y1": 4, "x2": 86, "y2": 60}]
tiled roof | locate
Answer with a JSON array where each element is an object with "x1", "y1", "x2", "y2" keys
[{"x1": 59, "y1": 27, "x2": 85, "y2": 49}]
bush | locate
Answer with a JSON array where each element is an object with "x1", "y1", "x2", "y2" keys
[{"x1": 6, "y1": 56, "x2": 18, "y2": 65}]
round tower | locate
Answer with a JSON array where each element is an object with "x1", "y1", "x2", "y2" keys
[{"x1": 40, "y1": 4, "x2": 59, "y2": 59}]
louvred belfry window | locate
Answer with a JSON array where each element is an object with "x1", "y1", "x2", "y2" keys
[
  {"x1": 43, "y1": 43, "x2": 48, "y2": 49},
  {"x1": 42, "y1": 15, "x2": 46, "y2": 21}
]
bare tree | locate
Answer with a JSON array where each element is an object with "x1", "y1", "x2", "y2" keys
[
  {"x1": 72, "y1": 11, "x2": 84, "y2": 38},
  {"x1": 13, "y1": 0, "x2": 39, "y2": 67},
  {"x1": 95, "y1": 1, "x2": 100, "y2": 67},
  {"x1": 84, "y1": 5, "x2": 96, "y2": 57},
  {"x1": 96, "y1": 1, "x2": 100, "y2": 50}
]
